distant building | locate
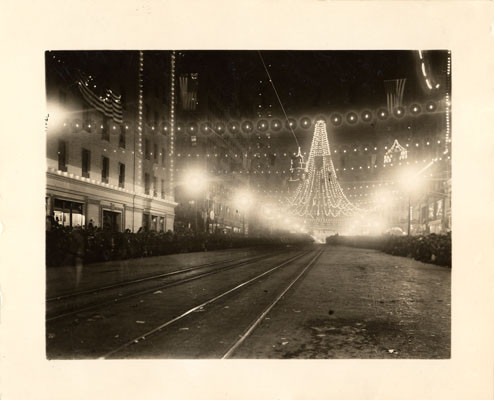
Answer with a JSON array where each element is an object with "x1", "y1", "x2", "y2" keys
[{"x1": 45, "y1": 51, "x2": 176, "y2": 232}]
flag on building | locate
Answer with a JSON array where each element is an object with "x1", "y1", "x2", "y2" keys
[
  {"x1": 384, "y1": 78, "x2": 406, "y2": 113},
  {"x1": 179, "y1": 73, "x2": 199, "y2": 111},
  {"x1": 76, "y1": 70, "x2": 123, "y2": 124}
]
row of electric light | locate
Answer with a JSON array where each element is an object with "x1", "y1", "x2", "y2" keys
[
  {"x1": 445, "y1": 51, "x2": 452, "y2": 152},
  {"x1": 48, "y1": 166, "x2": 174, "y2": 202},
  {"x1": 169, "y1": 51, "x2": 176, "y2": 190},
  {"x1": 172, "y1": 157, "x2": 438, "y2": 176},
  {"x1": 56, "y1": 101, "x2": 439, "y2": 137},
  {"x1": 137, "y1": 51, "x2": 144, "y2": 187},
  {"x1": 148, "y1": 102, "x2": 441, "y2": 136},
  {"x1": 173, "y1": 154, "x2": 449, "y2": 175},
  {"x1": 173, "y1": 140, "x2": 443, "y2": 160},
  {"x1": 418, "y1": 50, "x2": 441, "y2": 90}
]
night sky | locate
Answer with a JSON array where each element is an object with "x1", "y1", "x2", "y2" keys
[
  {"x1": 179, "y1": 50, "x2": 449, "y2": 117},
  {"x1": 51, "y1": 50, "x2": 449, "y2": 120}
]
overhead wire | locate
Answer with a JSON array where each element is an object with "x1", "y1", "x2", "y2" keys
[{"x1": 257, "y1": 51, "x2": 300, "y2": 150}]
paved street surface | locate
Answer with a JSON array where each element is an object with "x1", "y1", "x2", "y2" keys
[{"x1": 46, "y1": 244, "x2": 450, "y2": 359}]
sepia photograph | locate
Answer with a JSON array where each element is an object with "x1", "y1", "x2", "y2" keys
[
  {"x1": 2, "y1": 1, "x2": 493, "y2": 399},
  {"x1": 45, "y1": 50, "x2": 451, "y2": 359}
]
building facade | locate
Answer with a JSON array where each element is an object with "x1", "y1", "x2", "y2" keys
[{"x1": 46, "y1": 51, "x2": 176, "y2": 232}]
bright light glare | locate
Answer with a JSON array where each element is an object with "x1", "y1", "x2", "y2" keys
[
  {"x1": 374, "y1": 189, "x2": 393, "y2": 207},
  {"x1": 235, "y1": 189, "x2": 254, "y2": 210},
  {"x1": 399, "y1": 169, "x2": 421, "y2": 192},
  {"x1": 183, "y1": 169, "x2": 207, "y2": 194},
  {"x1": 46, "y1": 102, "x2": 68, "y2": 131}
]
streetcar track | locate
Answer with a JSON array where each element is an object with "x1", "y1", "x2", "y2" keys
[
  {"x1": 46, "y1": 250, "x2": 294, "y2": 322},
  {"x1": 100, "y1": 249, "x2": 315, "y2": 359},
  {"x1": 222, "y1": 247, "x2": 324, "y2": 359},
  {"x1": 47, "y1": 252, "x2": 276, "y2": 302}
]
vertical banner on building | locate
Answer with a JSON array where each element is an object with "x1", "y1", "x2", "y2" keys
[
  {"x1": 384, "y1": 78, "x2": 406, "y2": 113},
  {"x1": 179, "y1": 73, "x2": 199, "y2": 111}
]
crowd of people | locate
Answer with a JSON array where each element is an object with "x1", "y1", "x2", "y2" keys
[
  {"x1": 45, "y1": 217, "x2": 313, "y2": 267},
  {"x1": 326, "y1": 232, "x2": 452, "y2": 267}
]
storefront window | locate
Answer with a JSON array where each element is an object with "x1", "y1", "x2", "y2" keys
[
  {"x1": 428, "y1": 203, "x2": 435, "y2": 219},
  {"x1": 436, "y1": 200, "x2": 443, "y2": 218},
  {"x1": 53, "y1": 199, "x2": 85, "y2": 227}
]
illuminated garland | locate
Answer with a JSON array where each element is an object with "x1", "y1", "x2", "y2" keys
[
  {"x1": 445, "y1": 50, "x2": 451, "y2": 153},
  {"x1": 173, "y1": 152, "x2": 447, "y2": 174},
  {"x1": 418, "y1": 50, "x2": 441, "y2": 90},
  {"x1": 384, "y1": 139, "x2": 407, "y2": 164},
  {"x1": 137, "y1": 51, "x2": 144, "y2": 193},
  {"x1": 170, "y1": 51, "x2": 176, "y2": 195},
  {"x1": 288, "y1": 121, "x2": 359, "y2": 228}
]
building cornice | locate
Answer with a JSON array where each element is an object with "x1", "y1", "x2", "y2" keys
[{"x1": 47, "y1": 167, "x2": 178, "y2": 207}]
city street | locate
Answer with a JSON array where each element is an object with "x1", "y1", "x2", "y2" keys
[
  {"x1": 46, "y1": 245, "x2": 450, "y2": 359},
  {"x1": 44, "y1": 50, "x2": 452, "y2": 362}
]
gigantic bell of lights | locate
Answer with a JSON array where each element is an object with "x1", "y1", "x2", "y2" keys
[{"x1": 289, "y1": 120, "x2": 358, "y2": 232}]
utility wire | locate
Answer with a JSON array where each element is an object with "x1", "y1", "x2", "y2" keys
[{"x1": 257, "y1": 51, "x2": 300, "y2": 149}]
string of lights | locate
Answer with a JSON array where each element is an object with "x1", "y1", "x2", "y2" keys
[
  {"x1": 169, "y1": 51, "x2": 176, "y2": 193},
  {"x1": 137, "y1": 51, "x2": 144, "y2": 193},
  {"x1": 384, "y1": 139, "x2": 407, "y2": 163},
  {"x1": 172, "y1": 153, "x2": 449, "y2": 173},
  {"x1": 418, "y1": 50, "x2": 441, "y2": 90},
  {"x1": 54, "y1": 99, "x2": 443, "y2": 138},
  {"x1": 289, "y1": 121, "x2": 359, "y2": 222},
  {"x1": 445, "y1": 50, "x2": 452, "y2": 153}
]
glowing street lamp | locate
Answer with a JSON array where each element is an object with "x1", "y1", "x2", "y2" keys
[
  {"x1": 399, "y1": 169, "x2": 422, "y2": 236},
  {"x1": 183, "y1": 169, "x2": 207, "y2": 194},
  {"x1": 182, "y1": 169, "x2": 208, "y2": 232},
  {"x1": 235, "y1": 189, "x2": 254, "y2": 235}
]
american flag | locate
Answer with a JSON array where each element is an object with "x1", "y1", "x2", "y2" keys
[
  {"x1": 384, "y1": 78, "x2": 406, "y2": 113},
  {"x1": 179, "y1": 73, "x2": 198, "y2": 111},
  {"x1": 76, "y1": 70, "x2": 123, "y2": 124}
]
